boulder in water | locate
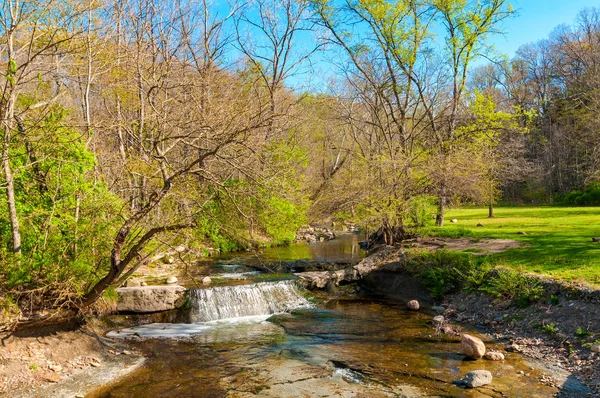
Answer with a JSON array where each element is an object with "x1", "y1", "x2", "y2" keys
[
  {"x1": 116, "y1": 285, "x2": 186, "y2": 313},
  {"x1": 407, "y1": 300, "x2": 420, "y2": 311},
  {"x1": 454, "y1": 370, "x2": 492, "y2": 388},
  {"x1": 484, "y1": 351, "x2": 505, "y2": 361},
  {"x1": 202, "y1": 276, "x2": 212, "y2": 285},
  {"x1": 460, "y1": 334, "x2": 486, "y2": 359}
]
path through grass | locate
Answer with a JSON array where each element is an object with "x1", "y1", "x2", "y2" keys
[{"x1": 424, "y1": 207, "x2": 600, "y2": 287}]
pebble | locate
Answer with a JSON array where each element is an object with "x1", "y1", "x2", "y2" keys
[{"x1": 407, "y1": 300, "x2": 420, "y2": 311}]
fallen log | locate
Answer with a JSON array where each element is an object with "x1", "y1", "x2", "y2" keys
[{"x1": 296, "y1": 246, "x2": 404, "y2": 289}]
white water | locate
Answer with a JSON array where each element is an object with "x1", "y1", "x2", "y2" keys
[
  {"x1": 189, "y1": 280, "x2": 310, "y2": 322},
  {"x1": 217, "y1": 271, "x2": 261, "y2": 280},
  {"x1": 107, "y1": 280, "x2": 310, "y2": 339}
]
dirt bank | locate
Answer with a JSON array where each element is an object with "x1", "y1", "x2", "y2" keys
[{"x1": 0, "y1": 323, "x2": 143, "y2": 397}]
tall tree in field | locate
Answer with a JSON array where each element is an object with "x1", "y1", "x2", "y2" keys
[
  {"x1": 429, "y1": 0, "x2": 514, "y2": 226},
  {"x1": 311, "y1": 0, "x2": 437, "y2": 241}
]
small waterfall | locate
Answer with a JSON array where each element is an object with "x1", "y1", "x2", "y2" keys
[{"x1": 188, "y1": 280, "x2": 309, "y2": 322}]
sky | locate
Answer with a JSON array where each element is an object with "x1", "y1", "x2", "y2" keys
[
  {"x1": 490, "y1": 0, "x2": 600, "y2": 57},
  {"x1": 294, "y1": 0, "x2": 600, "y2": 92},
  {"x1": 222, "y1": 0, "x2": 600, "y2": 92}
]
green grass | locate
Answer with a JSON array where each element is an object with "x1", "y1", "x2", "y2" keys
[{"x1": 424, "y1": 206, "x2": 600, "y2": 287}]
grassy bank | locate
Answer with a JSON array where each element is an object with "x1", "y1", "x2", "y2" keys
[{"x1": 423, "y1": 206, "x2": 600, "y2": 287}]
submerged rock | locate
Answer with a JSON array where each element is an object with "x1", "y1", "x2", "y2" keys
[
  {"x1": 116, "y1": 285, "x2": 186, "y2": 313},
  {"x1": 407, "y1": 300, "x2": 420, "y2": 311},
  {"x1": 484, "y1": 351, "x2": 505, "y2": 361},
  {"x1": 454, "y1": 370, "x2": 493, "y2": 388},
  {"x1": 460, "y1": 334, "x2": 486, "y2": 359},
  {"x1": 431, "y1": 305, "x2": 445, "y2": 314}
]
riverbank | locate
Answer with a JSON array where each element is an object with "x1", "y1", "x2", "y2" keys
[
  {"x1": 0, "y1": 323, "x2": 144, "y2": 397},
  {"x1": 359, "y1": 253, "x2": 600, "y2": 397}
]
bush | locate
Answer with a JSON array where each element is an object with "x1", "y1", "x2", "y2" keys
[
  {"x1": 407, "y1": 195, "x2": 436, "y2": 228},
  {"x1": 405, "y1": 250, "x2": 485, "y2": 299},
  {"x1": 555, "y1": 183, "x2": 600, "y2": 206},
  {"x1": 404, "y1": 251, "x2": 545, "y2": 306},
  {"x1": 479, "y1": 269, "x2": 545, "y2": 307}
]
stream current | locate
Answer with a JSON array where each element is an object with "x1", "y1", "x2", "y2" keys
[{"x1": 93, "y1": 234, "x2": 565, "y2": 397}]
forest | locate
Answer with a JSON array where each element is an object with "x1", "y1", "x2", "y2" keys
[{"x1": 1, "y1": 0, "x2": 600, "y2": 330}]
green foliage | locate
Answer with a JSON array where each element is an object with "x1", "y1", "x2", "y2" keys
[
  {"x1": 479, "y1": 269, "x2": 545, "y2": 308},
  {"x1": 555, "y1": 183, "x2": 600, "y2": 206},
  {"x1": 405, "y1": 250, "x2": 486, "y2": 299},
  {"x1": 576, "y1": 327, "x2": 589, "y2": 337},
  {"x1": 192, "y1": 177, "x2": 307, "y2": 252},
  {"x1": 541, "y1": 323, "x2": 557, "y2": 334},
  {"x1": 407, "y1": 195, "x2": 435, "y2": 228},
  {"x1": 0, "y1": 105, "x2": 121, "y2": 300},
  {"x1": 405, "y1": 249, "x2": 544, "y2": 306}
]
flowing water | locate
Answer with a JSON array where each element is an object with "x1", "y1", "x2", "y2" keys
[
  {"x1": 94, "y1": 234, "x2": 576, "y2": 397},
  {"x1": 188, "y1": 281, "x2": 310, "y2": 322}
]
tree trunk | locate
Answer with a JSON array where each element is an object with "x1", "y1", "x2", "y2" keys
[
  {"x1": 2, "y1": 26, "x2": 21, "y2": 256},
  {"x1": 436, "y1": 195, "x2": 446, "y2": 227},
  {"x1": 2, "y1": 145, "x2": 21, "y2": 255},
  {"x1": 488, "y1": 202, "x2": 494, "y2": 218}
]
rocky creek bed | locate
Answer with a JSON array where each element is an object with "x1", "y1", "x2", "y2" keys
[{"x1": 3, "y1": 234, "x2": 599, "y2": 397}]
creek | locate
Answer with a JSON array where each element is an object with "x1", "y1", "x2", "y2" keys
[{"x1": 92, "y1": 233, "x2": 563, "y2": 397}]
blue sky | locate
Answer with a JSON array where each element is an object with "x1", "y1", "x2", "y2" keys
[
  {"x1": 491, "y1": 0, "x2": 599, "y2": 57},
  {"x1": 299, "y1": 0, "x2": 600, "y2": 92},
  {"x1": 222, "y1": 0, "x2": 600, "y2": 92}
]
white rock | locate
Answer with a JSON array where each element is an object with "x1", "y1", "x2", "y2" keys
[
  {"x1": 166, "y1": 276, "x2": 178, "y2": 284},
  {"x1": 460, "y1": 370, "x2": 492, "y2": 388},
  {"x1": 407, "y1": 300, "x2": 420, "y2": 311},
  {"x1": 460, "y1": 334, "x2": 486, "y2": 359},
  {"x1": 451, "y1": 219, "x2": 458, "y2": 223},
  {"x1": 202, "y1": 276, "x2": 212, "y2": 285}
]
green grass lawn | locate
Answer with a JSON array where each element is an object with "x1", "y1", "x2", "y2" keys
[{"x1": 427, "y1": 206, "x2": 600, "y2": 287}]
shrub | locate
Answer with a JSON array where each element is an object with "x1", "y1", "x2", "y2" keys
[
  {"x1": 555, "y1": 182, "x2": 600, "y2": 206},
  {"x1": 479, "y1": 269, "x2": 545, "y2": 307},
  {"x1": 407, "y1": 195, "x2": 436, "y2": 228}
]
